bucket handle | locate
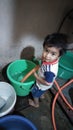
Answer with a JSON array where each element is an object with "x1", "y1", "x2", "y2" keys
[{"x1": 20, "y1": 65, "x2": 39, "y2": 82}]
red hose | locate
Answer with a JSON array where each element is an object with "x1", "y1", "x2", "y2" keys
[
  {"x1": 52, "y1": 79, "x2": 73, "y2": 130},
  {"x1": 19, "y1": 65, "x2": 73, "y2": 130},
  {"x1": 20, "y1": 65, "x2": 39, "y2": 82}
]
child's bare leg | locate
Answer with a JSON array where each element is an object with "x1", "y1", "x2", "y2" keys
[
  {"x1": 40, "y1": 94, "x2": 45, "y2": 99},
  {"x1": 28, "y1": 98, "x2": 39, "y2": 108}
]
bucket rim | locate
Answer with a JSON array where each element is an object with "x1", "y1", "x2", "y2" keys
[
  {"x1": 7, "y1": 59, "x2": 36, "y2": 85},
  {"x1": 59, "y1": 51, "x2": 73, "y2": 72},
  {"x1": 0, "y1": 115, "x2": 37, "y2": 130},
  {"x1": 0, "y1": 82, "x2": 17, "y2": 117},
  {"x1": 59, "y1": 63, "x2": 73, "y2": 72}
]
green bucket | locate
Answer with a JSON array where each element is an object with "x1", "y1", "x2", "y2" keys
[
  {"x1": 58, "y1": 51, "x2": 73, "y2": 80},
  {"x1": 7, "y1": 59, "x2": 36, "y2": 96}
]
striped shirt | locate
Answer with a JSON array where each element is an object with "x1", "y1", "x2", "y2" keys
[{"x1": 36, "y1": 59, "x2": 59, "y2": 90}]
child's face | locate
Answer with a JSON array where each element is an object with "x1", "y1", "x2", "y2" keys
[{"x1": 42, "y1": 46, "x2": 60, "y2": 62}]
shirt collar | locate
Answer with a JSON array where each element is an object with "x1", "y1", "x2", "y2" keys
[{"x1": 42, "y1": 59, "x2": 59, "y2": 65}]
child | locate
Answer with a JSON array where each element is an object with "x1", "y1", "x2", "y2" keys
[{"x1": 29, "y1": 33, "x2": 68, "y2": 108}]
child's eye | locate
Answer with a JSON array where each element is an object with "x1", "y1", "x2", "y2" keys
[
  {"x1": 44, "y1": 48, "x2": 48, "y2": 52},
  {"x1": 52, "y1": 52, "x2": 56, "y2": 56},
  {"x1": 46, "y1": 49, "x2": 49, "y2": 52}
]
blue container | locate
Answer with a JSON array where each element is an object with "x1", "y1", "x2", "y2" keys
[{"x1": 0, "y1": 115, "x2": 37, "y2": 130}]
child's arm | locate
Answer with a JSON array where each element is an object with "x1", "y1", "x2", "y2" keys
[{"x1": 34, "y1": 72, "x2": 51, "y2": 86}]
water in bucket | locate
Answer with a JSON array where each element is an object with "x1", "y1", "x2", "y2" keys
[
  {"x1": 7, "y1": 60, "x2": 36, "y2": 96},
  {"x1": 11, "y1": 69, "x2": 35, "y2": 82}
]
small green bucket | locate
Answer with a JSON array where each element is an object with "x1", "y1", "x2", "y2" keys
[
  {"x1": 7, "y1": 59, "x2": 36, "y2": 96},
  {"x1": 58, "y1": 51, "x2": 73, "y2": 80}
]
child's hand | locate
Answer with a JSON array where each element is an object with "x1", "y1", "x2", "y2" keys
[
  {"x1": 34, "y1": 72, "x2": 38, "y2": 78},
  {"x1": 34, "y1": 72, "x2": 50, "y2": 86}
]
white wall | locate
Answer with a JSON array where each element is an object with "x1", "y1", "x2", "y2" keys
[{"x1": 0, "y1": 0, "x2": 73, "y2": 67}]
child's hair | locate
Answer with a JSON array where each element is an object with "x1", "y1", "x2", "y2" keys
[{"x1": 43, "y1": 33, "x2": 68, "y2": 56}]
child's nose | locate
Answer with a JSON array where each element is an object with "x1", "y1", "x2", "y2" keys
[{"x1": 46, "y1": 53, "x2": 51, "y2": 57}]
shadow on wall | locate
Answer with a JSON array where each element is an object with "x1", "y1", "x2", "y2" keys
[
  {"x1": 1, "y1": 46, "x2": 35, "y2": 82},
  {"x1": 57, "y1": 8, "x2": 73, "y2": 45},
  {"x1": 20, "y1": 46, "x2": 35, "y2": 60}
]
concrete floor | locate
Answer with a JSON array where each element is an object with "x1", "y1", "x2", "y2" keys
[
  {"x1": 14, "y1": 91, "x2": 73, "y2": 130},
  {"x1": 0, "y1": 65, "x2": 73, "y2": 130}
]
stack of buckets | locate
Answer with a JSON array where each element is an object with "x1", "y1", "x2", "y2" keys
[{"x1": 58, "y1": 51, "x2": 73, "y2": 80}]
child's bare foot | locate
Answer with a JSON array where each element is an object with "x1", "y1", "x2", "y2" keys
[{"x1": 28, "y1": 99, "x2": 39, "y2": 108}]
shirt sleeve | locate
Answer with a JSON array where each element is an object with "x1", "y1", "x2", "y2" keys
[{"x1": 44, "y1": 71, "x2": 55, "y2": 83}]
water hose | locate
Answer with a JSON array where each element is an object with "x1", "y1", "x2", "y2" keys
[
  {"x1": 20, "y1": 65, "x2": 39, "y2": 82},
  {"x1": 20, "y1": 65, "x2": 73, "y2": 130},
  {"x1": 52, "y1": 79, "x2": 73, "y2": 130}
]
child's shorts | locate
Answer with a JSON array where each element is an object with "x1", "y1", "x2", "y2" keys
[{"x1": 31, "y1": 83, "x2": 46, "y2": 98}]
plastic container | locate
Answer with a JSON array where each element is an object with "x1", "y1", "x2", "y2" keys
[
  {"x1": 58, "y1": 51, "x2": 73, "y2": 79},
  {"x1": 0, "y1": 82, "x2": 16, "y2": 117},
  {"x1": 0, "y1": 115, "x2": 37, "y2": 130},
  {"x1": 7, "y1": 59, "x2": 36, "y2": 96}
]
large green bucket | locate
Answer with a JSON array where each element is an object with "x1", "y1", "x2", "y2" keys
[
  {"x1": 58, "y1": 51, "x2": 73, "y2": 80},
  {"x1": 7, "y1": 59, "x2": 36, "y2": 96}
]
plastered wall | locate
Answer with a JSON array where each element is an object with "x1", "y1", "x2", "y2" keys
[{"x1": 0, "y1": 0, "x2": 73, "y2": 67}]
